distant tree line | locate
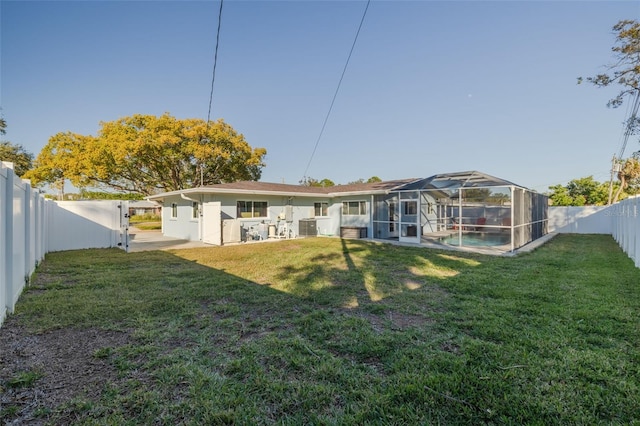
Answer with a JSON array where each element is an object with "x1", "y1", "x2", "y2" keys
[
  {"x1": 300, "y1": 176, "x2": 382, "y2": 187},
  {"x1": 547, "y1": 171, "x2": 640, "y2": 206}
]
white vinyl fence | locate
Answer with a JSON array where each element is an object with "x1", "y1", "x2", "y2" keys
[
  {"x1": 549, "y1": 201, "x2": 640, "y2": 268},
  {"x1": 1, "y1": 162, "x2": 128, "y2": 326},
  {"x1": 610, "y1": 196, "x2": 640, "y2": 268},
  {"x1": 2, "y1": 155, "x2": 640, "y2": 327},
  {"x1": 548, "y1": 206, "x2": 612, "y2": 234},
  {"x1": 47, "y1": 200, "x2": 128, "y2": 252},
  {"x1": 1, "y1": 162, "x2": 45, "y2": 326}
]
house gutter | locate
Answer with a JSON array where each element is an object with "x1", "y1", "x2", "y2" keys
[
  {"x1": 180, "y1": 193, "x2": 200, "y2": 203},
  {"x1": 148, "y1": 188, "x2": 329, "y2": 199},
  {"x1": 147, "y1": 187, "x2": 396, "y2": 200}
]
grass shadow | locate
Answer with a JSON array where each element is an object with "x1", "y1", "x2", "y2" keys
[{"x1": 1, "y1": 235, "x2": 639, "y2": 424}]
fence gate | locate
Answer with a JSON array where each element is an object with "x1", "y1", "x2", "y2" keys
[
  {"x1": 202, "y1": 202, "x2": 222, "y2": 245},
  {"x1": 47, "y1": 200, "x2": 129, "y2": 252}
]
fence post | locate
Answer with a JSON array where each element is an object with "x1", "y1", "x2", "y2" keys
[
  {"x1": 616, "y1": 202, "x2": 622, "y2": 244},
  {"x1": 0, "y1": 163, "x2": 7, "y2": 323},
  {"x1": 618, "y1": 201, "x2": 629, "y2": 252},
  {"x1": 24, "y1": 180, "x2": 32, "y2": 285},
  {"x1": 626, "y1": 200, "x2": 633, "y2": 255},
  {"x1": 2, "y1": 162, "x2": 15, "y2": 314},
  {"x1": 36, "y1": 192, "x2": 45, "y2": 263},
  {"x1": 631, "y1": 196, "x2": 640, "y2": 268},
  {"x1": 611, "y1": 196, "x2": 640, "y2": 269}
]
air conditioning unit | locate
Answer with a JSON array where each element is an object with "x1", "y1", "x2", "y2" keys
[{"x1": 298, "y1": 219, "x2": 317, "y2": 237}]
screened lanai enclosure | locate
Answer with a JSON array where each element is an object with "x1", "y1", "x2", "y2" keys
[{"x1": 372, "y1": 171, "x2": 548, "y2": 253}]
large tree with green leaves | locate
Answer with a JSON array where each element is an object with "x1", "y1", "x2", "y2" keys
[
  {"x1": 549, "y1": 176, "x2": 614, "y2": 206},
  {"x1": 23, "y1": 132, "x2": 91, "y2": 198},
  {"x1": 579, "y1": 19, "x2": 640, "y2": 108},
  {"x1": 26, "y1": 114, "x2": 267, "y2": 195},
  {"x1": 0, "y1": 117, "x2": 33, "y2": 177},
  {"x1": 579, "y1": 20, "x2": 640, "y2": 204},
  {"x1": 0, "y1": 141, "x2": 34, "y2": 177},
  {"x1": 0, "y1": 117, "x2": 34, "y2": 177}
]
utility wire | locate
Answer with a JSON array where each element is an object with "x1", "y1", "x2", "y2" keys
[
  {"x1": 207, "y1": 0, "x2": 225, "y2": 124},
  {"x1": 617, "y1": 90, "x2": 640, "y2": 159},
  {"x1": 615, "y1": 91, "x2": 635, "y2": 152},
  {"x1": 201, "y1": 0, "x2": 224, "y2": 187},
  {"x1": 301, "y1": 0, "x2": 371, "y2": 181},
  {"x1": 607, "y1": 91, "x2": 639, "y2": 204}
]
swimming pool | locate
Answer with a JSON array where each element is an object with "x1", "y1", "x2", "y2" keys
[{"x1": 438, "y1": 233, "x2": 510, "y2": 247}]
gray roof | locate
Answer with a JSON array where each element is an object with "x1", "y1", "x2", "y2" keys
[
  {"x1": 147, "y1": 178, "x2": 419, "y2": 200},
  {"x1": 146, "y1": 172, "x2": 527, "y2": 201},
  {"x1": 199, "y1": 179, "x2": 419, "y2": 194}
]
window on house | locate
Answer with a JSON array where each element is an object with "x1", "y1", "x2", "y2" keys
[
  {"x1": 342, "y1": 201, "x2": 366, "y2": 216},
  {"x1": 237, "y1": 201, "x2": 268, "y2": 218},
  {"x1": 403, "y1": 201, "x2": 417, "y2": 215},
  {"x1": 314, "y1": 202, "x2": 328, "y2": 217},
  {"x1": 389, "y1": 201, "x2": 397, "y2": 221},
  {"x1": 192, "y1": 202, "x2": 199, "y2": 219},
  {"x1": 171, "y1": 203, "x2": 178, "y2": 218}
]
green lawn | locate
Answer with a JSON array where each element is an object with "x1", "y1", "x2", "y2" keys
[
  {"x1": 129, "y1": 214, "x2": 162, "y2": 231},
  {"x1": 2, "y1": 234, "x2": 639, "y2": 424}
]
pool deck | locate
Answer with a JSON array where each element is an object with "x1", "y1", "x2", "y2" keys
[{"x1": 373, "y1": 232, "x2": 558, "y2": 256}]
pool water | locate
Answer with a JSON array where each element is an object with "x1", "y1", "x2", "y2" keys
[{"x1": 439, "y1": 233, "x2": 510, "y2": 247}]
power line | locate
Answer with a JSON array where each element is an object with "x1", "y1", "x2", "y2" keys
[
  {"x1": 617, "y1": 90, "x2": 640, "y2": 159},
  {"x1": 607, "y1": 90, "x2": 640, "y2": 204},
  {"x1": 207, "y1": 0, "x2": 225, "y2": 124},
  {"x1": 301, "y1": 0, "x2": 371, "y2": 181},
  {"x1": 201, "y1": 0, "x2": 224, "y2": 187},
  {"x1": 615, "y1": 90, "x2": 635, "y2": 152}
]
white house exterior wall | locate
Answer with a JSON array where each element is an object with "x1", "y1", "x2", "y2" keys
[
  {"x1": 162, "y1": 196, "x2": 200, "y2": 241},
  {"x1": 158, "y1": 193, "x2": 374, "y2": 242},
  {"x1": 210, "y1": 194, "x2": 316, "y2": 234},
  {"x1": 319, "y1": 201, "x2": 341, "y2": 236}
]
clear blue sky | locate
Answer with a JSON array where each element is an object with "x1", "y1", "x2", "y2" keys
[{"x1": 2, "y1": 0, "x2": 639, "y2": 192}]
